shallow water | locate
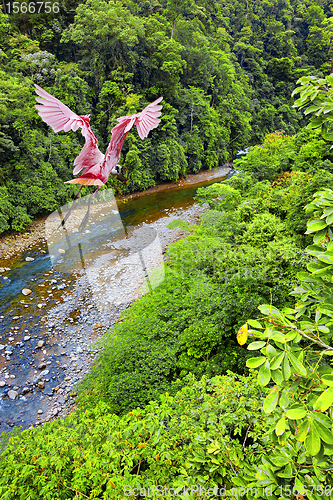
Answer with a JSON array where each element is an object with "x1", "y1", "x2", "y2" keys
[{"x1": 0, "y1": 166, "x2": 234, "y2": 432}]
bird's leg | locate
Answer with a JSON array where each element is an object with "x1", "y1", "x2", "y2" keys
[
  {"x1": 79, "y1": 186, "x2": 100, "y2": 231},
  {"x1": 58, "y1": 185, "x2": 83, "y2": 230}
]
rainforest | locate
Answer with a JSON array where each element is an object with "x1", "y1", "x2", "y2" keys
[{"x1": 1, "y1": 0, "x2": 333, "y2": 498}]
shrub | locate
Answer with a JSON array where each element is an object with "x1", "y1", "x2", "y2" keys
[
  {"x1": 234, "y1": 132, "x2": 295, "y2": 181},
  {"x1": 194, "y1": 183, "x2": 241, "y2": 211},
  {"x1": 79, "y1": 333, "x2": 177, "y2": 415},
  {"x1": 241, "y1": 212, "x2": 286, "y2": 248},
  {"x1": 237, "y1": 188, "x2": 333, "y2": 494},
  {"x1": 0, "y1": 373, "x2": 272, "y2": 499}
]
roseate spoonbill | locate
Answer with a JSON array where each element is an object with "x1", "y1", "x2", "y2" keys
[{"x1": 34, "y1": 85, "x2": 163, "y2": 229}]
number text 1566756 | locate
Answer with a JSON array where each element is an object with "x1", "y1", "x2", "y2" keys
[{"x1": 5, "y1": 2, "x2": 60, "y2": 14}]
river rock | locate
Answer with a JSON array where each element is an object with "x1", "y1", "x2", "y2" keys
[
  {"x1": 22, "y1": 387, "x2": 30, "y2": 394},
  {"x1": 38, "y1": 363, "x2": 46, "y2": 370},
  {"x1": 58, "y1": 248, "x2": 66, "y2": 254},
  {"x1": 0, "y1": 344, "x2": 4, "y2": 350},
  {"x1": 37, "y1": 340, "x2": 44, "y2": 348},
  {"x1": 0, "y1": 381, "x2": 5, "y2": 387},
  {"x1": 40, "y1": 370, "x2": 49, "y2": 377},
  {"x1": 25, "y1": 257, "x2": 34, "y2": 262},
  {"x1": 8, "y1": 390, "x2": 18, "y2": 400},
  {"x1": 22, "y1": 288, "x2": 32, "y2": 296},
  {"x1": 37, "y1": 410, "x2": 43, "y2": 414},
  {"x1": 37, "y1": 381, "x2": 45, "y2": 390},
  {"x1": 24, "y1": 335, "x2": 31, "y2": 341}
]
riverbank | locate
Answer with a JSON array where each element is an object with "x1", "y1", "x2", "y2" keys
[
  {"x1": 0, "y1": 165, "x2": 232, "y2": 431},
  {"x1": 0, "y1": 202, "x2": 209, "y2": 431},
  {"x1": 0, "y1": 166, "x2": 232, "y2": 264}
]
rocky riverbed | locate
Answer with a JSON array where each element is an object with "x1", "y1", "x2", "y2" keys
[{"x1": 0, "y1": 203, "x2": 209, "y2": 432}]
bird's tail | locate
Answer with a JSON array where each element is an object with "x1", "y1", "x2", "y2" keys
[{"x1": 65, "y1": 177, "x2": 104, "y2": 186}]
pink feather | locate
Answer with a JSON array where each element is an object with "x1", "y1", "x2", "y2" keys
[
  {"x1": 35, "y1": 85, "x2": 163, "y2": 185},
  {"x1": 35, "y1": 84, "x2": 104, "y2": 174},
  {"x1": 103, "y1": 97, "x2": 163, "y2": 177}
]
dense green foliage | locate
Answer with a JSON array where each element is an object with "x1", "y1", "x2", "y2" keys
[
  {"x1": 77, "y1": 166, "x2": 307, "y2": 414},
  {"x1": 1, "y1": 0, "x2": 333, "y2": 232},
  {"x1": 239, "y1": 187, "x2": 333, "y2": 494},
  {"x1": 2, "y1": 0, "x2": 333, "y2": 496},
  {"x1": 0, "y1": 374, "x2": 272, "y2": 499},
  {"x1": 2, "y1": 138, "x2": 333, "y2": 495}
]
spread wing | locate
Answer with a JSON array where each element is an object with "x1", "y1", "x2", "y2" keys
[
  {"x1": 34, "y1": 85, "x2": 104, "y2": 175},
  {"x1": 135, "y1": 96, "x2": 163, "y2": 139},
  {"x1": 103, "y1": 97, "x2": 163, "y2": 175}
]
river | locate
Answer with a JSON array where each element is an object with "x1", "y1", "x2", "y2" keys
[{"x1": 0, "y1": 165, "x2": 234, "y2": 433}]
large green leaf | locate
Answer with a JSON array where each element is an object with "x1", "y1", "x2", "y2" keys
[
  {"x1": 247, "y1": 319, "x2": 263, "y2": 329},
  {"x1": 282, "y1": 355, "x2": 291, "y2": 380},
  {"x1": 246, "y1": 356, "x2": 266, "y2": 368},
  {"x1": 270, "y1": 332, "x2": 287, "y2": 343},
  {"x1": 247, "y1": 341, "x2": 266, "y2": 351},
  {"x1": 286, "y1": 405, "x2": 307, "y2": 420},
  {"x1": 317, "y1": 252, "x2": 333, "y2": 264},
  {"x1": 322, "y1": 207, "x2": 333, "y2": 219},
  {"x1": 312, "y1": 420, "x2": 333, "y2": 444},
  {"x1": 326, "y1": 212, "x2": 333, "y2": 225},
  {"x1": 258, "y1": 360, "x2": 271, "y2": 386},
  {"x1": 315, "y1": 386, "x2": 333, "y2": 412},
  {"x1": 313, "y1": 228, "x2": 329, "y2": 245},
  {"x1": 270, "y1": 455, "x2": 290, "y2": 467},
  {"x1": 321, "y1": 374, "x2": 333, "y2": 386},
  {"x1": 288, "y1": 352, "x2": 307, "y2": 376},
  {"x1": 270, "y1": 352, "x2": 284, "y2": 370},
  {"x1": 258, "y1": 305, "x2": 282, "y2": 318},
  {"x1": 311, "y1": 411, "x2": 332, "y2": 428},
  {"x1": 279, "y1": 390, "x2": 289, "y2": 410},
  {"x1": 305, "y1": 426, "x2": 321, "y2": 456},
  {"x1": 278, "y1": 390, "x2": 289, "y2": 410},
  {"x1": 306, "y1": 219, "x2": 327, "y2": 233},
  {"x1": 295, "y1": 419, "x2": 310, "y2": 442},
  {"x1": 307, "y1": 261, "x2": 330, "y2": 273},
  {"x1": 265, "y1": 344, "x2": 277, "y2": 360},
  {"x1": 271, "y1": 368, "x2": 283, "y2": 385},
  {"x1": 263, "y1": 387, "x2": 279, "y2": 414},
  {"x1": 305, "y1": 245, "x2": 325, "y2": 256},
  {"x1": 275, "y1": 416, "x2": 286, "y2": 436}
]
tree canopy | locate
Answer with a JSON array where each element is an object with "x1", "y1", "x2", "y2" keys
[{"x1": 0, "y1": 0, "x2": 332, "y2": 232}]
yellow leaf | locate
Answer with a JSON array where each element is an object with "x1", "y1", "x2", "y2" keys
[
  {"x1": 237, "y1": 324, "x2": 248, "y2": 345},
  {"x1": 137, "y1": 442, "x2": 147, "y2": 449}
]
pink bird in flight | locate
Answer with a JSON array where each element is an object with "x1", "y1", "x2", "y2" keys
[{"x1": 34, "y1": 85, "x2": 163, "y2": 229}]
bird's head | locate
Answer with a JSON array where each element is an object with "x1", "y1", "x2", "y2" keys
[{"x1": 111, "y1": 164, "x2": 127, "y2": 182}]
